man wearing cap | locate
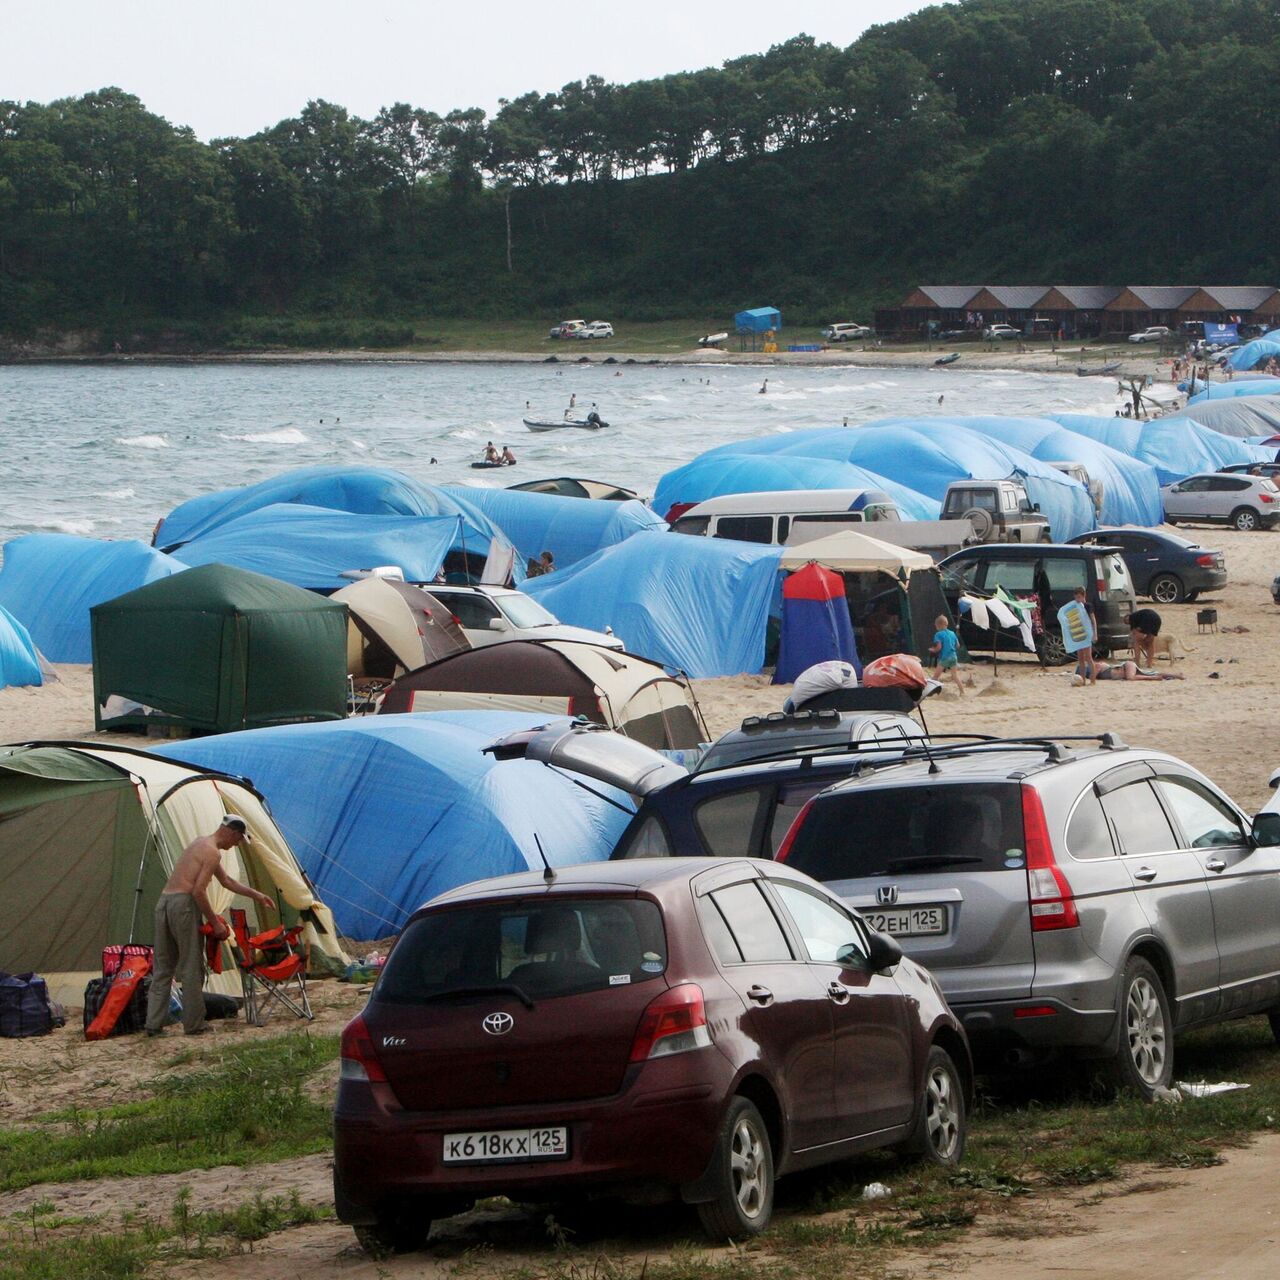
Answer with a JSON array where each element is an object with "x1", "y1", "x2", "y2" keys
[{"x1": 145, "y1": 815, "x2": 275, "y2": 1037}]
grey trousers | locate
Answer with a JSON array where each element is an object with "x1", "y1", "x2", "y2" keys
[{"x1": 145, "y1": 892, "x2": 207, "y2": 1033}]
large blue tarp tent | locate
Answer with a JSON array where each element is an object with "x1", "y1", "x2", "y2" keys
[
  {"x1": 154, "y1": 465, "x2": 508, "y2": 553},
  {"x1": 734, "y1": 307, "x2": 781, "y2": 333},
  {"x1": 1186, "y1": 380, "x2": 1280, "y2": 404},
  {"x1": 1162, "y1": 398, "x2": 1280, "y2": 439},
  {"x1": 653, "y1": 453, "x2": 938, "y2": 522},
  {"x1": 173, "y1": 503, "x2": 497, "y2": 590},
  {"x1": 525, "y1": 531, "x2": 783, "y2": 677},
  {"x1": 0, "y1": 535, "x2": 187, "y2": 662},
  {"x1": 0, "y1": 605, "x2": 42, "y2": 689},
  {"x1": 442, "y1": 487, "x2": 665, "y2": 569},
  {"x1": 774, "y1": 563, "x2": 859, "y2": 685},
  {"x1": 1049, "y1": 414, "x2": 1270, "y2": 485},
  {"x1": 1226, "y1": 338, "x2": 1280, "y2": 372},
  {"x1": 155, "y1": 712, "x2": 631, "y2": 939}
]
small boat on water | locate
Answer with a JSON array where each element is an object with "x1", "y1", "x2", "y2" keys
[
  {"x1": 523, "y1": 412, "x2": 609, "y2": 433},
  {"x1": 471, "y1": 460, "x2": 517, "y2": 469},
  {"x1": 934, "y1": 352, "x2": 960, "y2": 366},
  {"x1": 1077, "y1": 361, "x2": 1121, "y2": 377}
]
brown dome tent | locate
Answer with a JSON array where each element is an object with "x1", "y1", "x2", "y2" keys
[
  {"x1": 378, "y1": 639, "x2": 707, "y2": 750},
  {"x1": 332, "y1": 577, "x2": 468, "y2": 679}
]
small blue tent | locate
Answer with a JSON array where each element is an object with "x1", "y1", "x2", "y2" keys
[
  {"x1": 155, "y1": 712, "x2": 631, "y2": 939},
  {"x1": 442, "y1": 487, "x2": 665, "y2": 569},
  {"x1": 0, "y1": 535, "x2": 187, "y2": 662},
  {"x1": 0, "y1": 605, "x2": 42, "y2": 689},
  {"x1": 774, "y1": 563, "x2": 859, "y2": 685},
  {"x1": 525, "y1": 531, "x2": 783, "y2": 677},
  {"x1": 173, "y1": 503, "x2": 496, "y2": 590},
  {"x1": 735, "y1": 307, "x2": 781, "y2": 333}
]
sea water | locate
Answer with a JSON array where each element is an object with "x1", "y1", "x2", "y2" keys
[{"x1": 0, "y1": 360, "x2": 1121, "y2": 543}]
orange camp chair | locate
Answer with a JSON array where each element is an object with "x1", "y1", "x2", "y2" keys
[{"x1": 229, "y1": 908, "x2": 314, "y2": 1026}]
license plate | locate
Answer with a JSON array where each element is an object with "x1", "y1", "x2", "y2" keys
[
  {"x1": 442, "y1": 1126, "x2": 569, "y2": 1165},
  {"x1": 863, "y1": 906, "x2": 948, "y2": 937}
]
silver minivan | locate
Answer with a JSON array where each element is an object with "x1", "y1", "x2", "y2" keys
[{"x1": 777, "y1": 736, "x2": 1280, "y2": 1096}]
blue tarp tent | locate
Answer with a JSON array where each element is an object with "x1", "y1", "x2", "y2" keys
[
  {"x1": 0, "y1": 605, "x2": 42, "y2": 689},
  {"x1": 525, "y1": 531, "x2": 783, "y2": 677},
  {"x1": 173, "y1": 503, "x2": 496, "y2": 590},
  {"x1": 1226, "y1": 339, "x2": 1280, "y2": 372},
  {"x1": 734, "y1": 307, "x2": 781, "y2": 333},
  {"x1": 0, "y1": 535, "x2": 187, "y2": 662},
  {"x1": 1186, "y1": 380, "x2": 1280, "y2": 404},
  {"x1": 154, "y1": 465, "x2": 509, "y2": 553},
  {"x1": 1163, "y1": 398, "x2": 1280, "y2": 439},
  {"x1": 653, "y1": 453, "x2": 938, "y2": 522},
  {"x1": 442, "y1": 487, "x2": 665, "y2": 569},
  {"x1": 774, "y1": 563, "x2": 859, "y2": 685},
  {"x1": 155, "y1": 712, "x2": 631, "y2": 939}
]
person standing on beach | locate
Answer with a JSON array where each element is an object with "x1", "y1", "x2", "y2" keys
[
  {"x1": 929, "y1": 615, "x2": 964, "y2": 695},
  {"x1": 145, "y1": 816, "x2": 274, "y2": 1037}
]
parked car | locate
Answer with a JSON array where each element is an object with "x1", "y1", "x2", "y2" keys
[
  {"x1": 775, "y1": 734, "x2": 1280, "y2": 1096},
  {"x1": 821, "y1": 323, "x2": 872, "y2": 342},
  {"x1": 1067, "y1": 528, "x2": 1226, "y2": 605},
  {"x1": 1161, "y1": 472, "x2": 1280, "y2": 531},
  {"x1": 983, "y1": 324, "x2": 1021, "y2": 340},
  {"x1": 418, "y1": 585, "x2": 624, "y2": 650},
  {"x1": 576, "y1": 321, "x2": 614, "y2": 340},
  {"x1": 940, "y1": 480, "x2": 1052, "y2": 544},
  {"x1": 1046, "y1": 462, "x2": 1103, "y2": 517},
  {"x1": 938, "y1": 543, "x2": 1136, "y2": 664},
  {"x1": 1129, "y1": 326, "x2": 1171, "y2": 344},
  {"x1": 334, "y1": 856, "x2": 971, "y2": 1251},
  {"x1": 548, "y1": 320, "x2": 586, "y2": 339},
  {"x1": 667, "y1": 488, "x2": 902, "y2": 542}
]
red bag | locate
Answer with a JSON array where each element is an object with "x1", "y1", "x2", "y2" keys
[
  {"x1": 85, "y1": 952, "x2": 153, "y2": 1041},
  {"x1": 102, "y1": 943, "x2": 153, "y2": 978},
  {"x1": 862, "y1": 653, "x2": 929, "y2": 689}
]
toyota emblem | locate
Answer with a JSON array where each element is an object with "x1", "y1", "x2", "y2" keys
[
  {"x1": 483, "y1": 1012, "x2": 514, "y2": 1036},
  {"x1": 876, "y1": 885, "x2": 899, "y2": 906}
]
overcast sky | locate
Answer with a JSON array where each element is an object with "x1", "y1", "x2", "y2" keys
[{"x1": 2, "y1": 1, "x2": 936, "y2": 140}]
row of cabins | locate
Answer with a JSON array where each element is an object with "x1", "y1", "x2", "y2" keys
[{"x1": 874, "y1": 286, "x2": 1280, "y2": 340}]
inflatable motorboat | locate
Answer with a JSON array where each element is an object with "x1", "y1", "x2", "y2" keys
[
  {"x1": 471, "y1": 459, "x2": 517, "y2": 469},
  {"x1": 523, "y1": 412, "x2": 609, "y2": 432}
]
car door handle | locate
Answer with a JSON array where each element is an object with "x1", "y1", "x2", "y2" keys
[
  {"x1": 827, "y1": 982, "x2": 850, "y2": 1004},
  {"x1": 747, "y1": 985, "x2": 774, "y2": 1005},
  {"x1": 1205, "y1": 858, "x2": 1227, "y2": 874},
  {"x1": 1132, "y1": 866, "x2": 1158, "y2": 882}
]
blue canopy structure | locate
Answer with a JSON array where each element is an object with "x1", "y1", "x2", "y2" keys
[
  {"x1": 0, "y1": 535, "x2": 187, "y2": 662},
  {"x1": 525, "y1": 531, "x2": 783, "y2": 677},
  {"x1": 0, "y1": 605, "x2": 42, "y2": 689},
  {"x1": 1163, "y1": 398, "x2": 1280, "y2": 439},
  {"x1": 653, "y1": 453, "x2": 938, "y2": 522},
  {"x1": 1226, "y1": 338, "x2": 1280, "y2": 372},
  {"x1": 172, "y1": 503, "x2": 497, "y2": 590},
  {"x1": 442, "y1": 487, "x2": 665, "y2": 569},
  {"x1": 155, "y1": 712, "x2": 631, "y2": 939},
  {"x1": 734, "y1": 307, "x2": 781, "y2": 333},
  {"x1": 1186, "y1": 380, "x2": 1280, "y2": 404},
  {"x1": 154, "y1": 465, "x2": 509, "y2": 553}
]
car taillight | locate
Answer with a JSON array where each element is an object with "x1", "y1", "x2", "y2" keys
[
  {"x1": 1196, "y1": 554, "x2": 1216, "y2": 567},
  {"x1": 340, "y1": 1014, "x2": 388, "y2": 1083},
  {"x1": 1260, "y1": 493, "x2": 1274, "y2": 504},
  {"x1": 1022, "y1": 786, "x2": 1078, "y2": 931},
  {"x1": 630, "y1": 984, "x2": 710, "y2": 1062},
  {"x1": 774, "y1": 799, "x2": 815, "y2": 863},
  {"x1": 1095, "y1": 578, "x2": 1108, "y2": 599}
]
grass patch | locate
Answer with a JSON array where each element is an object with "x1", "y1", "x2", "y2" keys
[{"x1": 0, "y1": 1032, "x2": 337, "y2": 1192}]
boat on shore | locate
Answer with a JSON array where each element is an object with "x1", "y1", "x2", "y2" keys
[
  {"x1": 524, "y1": 413, "x2": 609, "y2": 432},
  {"x1": 934, "y1": 352, "x2": 960, "y2": 366},
  {"x1": 1077, "y1": 361, "x2": 1121, "y2": 377}
]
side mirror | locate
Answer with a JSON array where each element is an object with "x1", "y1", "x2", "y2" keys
[
  {"x1": 1032, "y1": 503, "x2": 1041, "y2": 513},
  {"x1": 864, "y1": 930, "x2": 904, "y2": 973},
  {"x1": 488, "y1": 617, "x2": 511, "y2": 632},
  {"x1": 1250, "y1": 811, "x2": 1280, "y2": 848}
]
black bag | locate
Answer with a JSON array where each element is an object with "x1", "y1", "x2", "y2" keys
[
  {"x1": 82, "y1": 974, "x2": 151, "y2": 1037},
  {"x1": 203, "y1": 992, "x2": 240, "y2": 1021},
  {"x1": 0, "y1": 971, "x2": 57, "y2": 1038}
]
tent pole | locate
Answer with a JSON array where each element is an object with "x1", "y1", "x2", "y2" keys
[{"x1": 128, "y1": 779, "x2": 165, "y2": 943}]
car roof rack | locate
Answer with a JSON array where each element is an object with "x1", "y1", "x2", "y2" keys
[
  {"x1": 688, "y1": 730, "x2": 994, "y2": 778},
  {"x1": 887, "y1": 731, "x2": 1128, "y2": 772}
]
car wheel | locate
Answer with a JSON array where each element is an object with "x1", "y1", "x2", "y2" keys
[
  {"x1": 1149, "y1": 573, "x2": 1185, "y2": 605},
  {"x1": 1107, "y1": 957, "x2": 1173, "y2": 1100},
  {"x1": 1232, "y1": 507, "x2": 1259, "y2": 531},
  {"x1": 1035, "y1": 630, "x2": 1071, "y2": 667},
  {"x1": 354, "y1": 1211, "x2": 432, "y2": 1258},
  {"x1": 694, "y1": 1096, "x2": 774, "y2": 1241},
  {"x1": 963, "y1": 507, "x2": 994, "y2": 541},
  {"x1": 903, "y1": 1046, "x2": 967, "y2": 1166}
]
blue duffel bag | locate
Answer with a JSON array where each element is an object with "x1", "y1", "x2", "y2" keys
[{"x1": 0, "y1": 971, "x2": 58, "y2": 1037}]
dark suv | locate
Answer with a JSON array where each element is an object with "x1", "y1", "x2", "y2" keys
[{"x1": 939, "y1": 543, "x2": 1136, "y2": 664}]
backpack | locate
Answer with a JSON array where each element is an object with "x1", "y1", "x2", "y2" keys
[
  {"x1": 0, "y1": 971, "x2": 62, "y2": 1038},
  {"x1": 82, "y1": 974, "x2": 152, "y2": 1037}
]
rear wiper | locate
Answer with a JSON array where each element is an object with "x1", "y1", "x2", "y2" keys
[
  {"x1": 881, "y1": 855, "x2": 987, "y2": 872},
  {"x1": 421, "y1": 983, "x2": 536, "y2": 1010}
]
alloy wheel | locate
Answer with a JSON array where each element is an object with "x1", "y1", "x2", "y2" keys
[
  {"x1": 730, "y1": 1114, "x2": 768, "y2": 1220},
  {"x1": 925, "y1": 1063, "x2": 961, "y2": 1160},
  {"x1": 1124, "y1": 974, "x2": 1168, "y2": 1086}
]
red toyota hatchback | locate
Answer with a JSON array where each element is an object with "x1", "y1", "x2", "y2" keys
[{"x1": 334, "y1": 858, "x2": 971, "y2": 1252}]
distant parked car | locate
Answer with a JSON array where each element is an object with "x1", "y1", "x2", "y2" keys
[
  {"x1": 940, "y1": 479, "x2": 1051, "y2": 544},
  {"x1": 334, "y1": 856, "x2": 971, "y2": 1251},
  {"x1": 548, "y1": 319, "x2": 586, "y2": 339},
  {"x1": 1129, "y1": 326, "x2": 1171, "y2": 344},
  {"x1": 1067, "y1": 528, "x2": 1227, "y2": 604},
  {"x1": 417, "y1": 585, "x2": 624, "y2": 650},
  {"x1": 1161, "y1": 472, "x2": 1280, "y2": 531},
  {"x1": 821, "y1": 323, "x2": 872, "y2": 342},
  {"x1": 576, "y1": 321, "x2": 614, "y2": 340},
  {"x1": 983, "y1": 324, "x2": 1020, "y2": 340}
]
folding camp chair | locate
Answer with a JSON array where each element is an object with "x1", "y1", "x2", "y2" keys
[{"x1": 229, "y1": 908, "x2": 314, "y2": 1026}]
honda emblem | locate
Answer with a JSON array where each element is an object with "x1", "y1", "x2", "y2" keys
[
  {"x1": 876, "y1": 885, "x2": 899, "y2": 906},
  {"x1": 483, "y1": 1012, "x2": 514, "y2": 1035}
]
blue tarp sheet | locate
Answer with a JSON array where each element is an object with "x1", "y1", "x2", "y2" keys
[
  {"x1": 1049, "y1": 415, "x2": 1270, "y2": 485},
  {"x1": 1187, "y1": 381, "x2": 1280, "y2": 404},
  {"x1": 154, "y1": 465, "x2": 510, "y2": 553},
  {"x1": 1164, "y1": 398, "x2": 1280, "y2": 439},
  {"x1": 155, "y1": 712, "x2": 631, "y2": 939},
  {"x1": 174, "y1": 503, "x2": 495, "y2": 590},
  {"x1": 0, "y1": 535, "x2": 187, "y2": 662},
  {"x1": 734, "y1": 307, "x2": 781, "y2": 333},
  {"x1": 442, "y1": 487, "x2": 666, "y2": 569},
  {"x1": 1226, "y1": 338, "x2": 1280, "y2": 372},
  {"x1": 653, "y1": 453, "x2": 938, "y2": 522},
  {"x1": 524, "y1": 531, "x2": 783, "y2": 677},
  {"x1": 0, "y1": 605, "x2": 42, "y2": 689}
]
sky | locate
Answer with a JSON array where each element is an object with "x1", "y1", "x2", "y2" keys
[{"x1": 2, "y1": 0, "x2": 935, "y2": 140}]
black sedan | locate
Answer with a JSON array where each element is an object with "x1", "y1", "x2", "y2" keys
[{"x1": 1067, "y1": 528, "x2": 1226, "y2": 604}]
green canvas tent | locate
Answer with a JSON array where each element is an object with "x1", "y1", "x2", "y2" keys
[
  {"x1": 91, "y1": 563, "x2": 348, "y2": 733},
  {"x1": 0, "y1": 742, "x2": 346, "y2": 1004}
]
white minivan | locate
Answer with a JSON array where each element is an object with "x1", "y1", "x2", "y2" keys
[{"x1": 667, "y1": 489, "x2": 901, "y2": 544}]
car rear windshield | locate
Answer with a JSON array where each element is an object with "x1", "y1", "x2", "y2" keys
[
  {"x1": 784, "y1": 783, "x2": 1026, "y2": 881},
  {"x1": 376, "y1": 898, "x2": 667, "y2": 1004}
]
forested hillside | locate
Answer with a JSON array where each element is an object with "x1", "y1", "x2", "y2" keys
[{"x1": 2, "y1": 0, "x2": 1278, "y2": 345}]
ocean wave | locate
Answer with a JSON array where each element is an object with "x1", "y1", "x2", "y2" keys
[
  {"x1": 41, "y1": 518, "x2": 97, "y2": 535},
  {"x1": 116, "y1": 434, "x2": 168, "y2": 448},
  {"x1": 350, "y1": 439, "x2": 368, "y2": 450},
  {"x1": 100, "y1": 487, "x2": 136, "y2": 500},
  {"x1": 224, "y1": 427, "x2": 309, "y2": 444}
]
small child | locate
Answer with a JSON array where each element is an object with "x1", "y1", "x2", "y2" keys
[{"x1": 930, "y1": 614, "x2": 963, "y2": 694}]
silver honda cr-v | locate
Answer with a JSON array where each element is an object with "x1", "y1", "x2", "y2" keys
[{"x1": 777, "y1": 735, "x2": 1280, "y2": 1097}]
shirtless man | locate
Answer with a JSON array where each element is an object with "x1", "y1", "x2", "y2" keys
[{"x1": 145, "y1": 815, "x2": 273, "y2": 1037}]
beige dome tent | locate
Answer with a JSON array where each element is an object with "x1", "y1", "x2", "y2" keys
[
  {"x1": 0, "y1": 742, "x2": 346, "y2": 1005},
  {"x1": 332, "y1": 577, "x2": 468, "y2": 678}
]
